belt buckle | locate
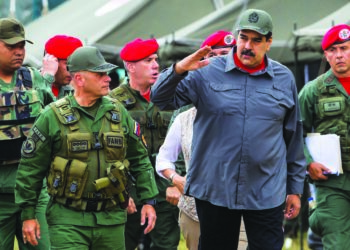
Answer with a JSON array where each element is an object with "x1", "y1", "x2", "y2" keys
[{"x1": 85, "y1": 199, "x2": 99, "y2": 212}]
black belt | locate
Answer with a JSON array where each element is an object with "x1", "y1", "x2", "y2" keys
[{"x1": 54, "y1": 197, "x2": 116, "y2": 212}]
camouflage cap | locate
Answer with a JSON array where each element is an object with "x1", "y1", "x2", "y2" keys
[
  {"x1": 67, "y1": 46, "x2": 118, "y2": 73},
  {"x1": 0, "y1": 18, "x2": 33, "y2": 44},
  {"x1": 236, "y1": 9, "x2": 273, "y2": 35}
]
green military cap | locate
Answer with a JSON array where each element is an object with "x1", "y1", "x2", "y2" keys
[
  {"x1": 0, "y1": 18, "x2": 33, "y2": 44},
  {"x1": 236, "y1": 9, "x2": 273, "y2": 35},
  {"x1": 67, "y1": 46, "x2": 118, "y2": 73}
]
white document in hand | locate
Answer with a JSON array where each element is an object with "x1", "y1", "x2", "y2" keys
[{"x1": 305, "y1": 133, "x2": 343, "y2": 175}]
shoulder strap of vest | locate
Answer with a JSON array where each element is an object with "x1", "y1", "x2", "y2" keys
[
  {"x1": 16, "y1": 67, "x2": 33, "y2": 89},
  {"x1": 110, "y1": 85, "x2": 136, "y2": 109},
  {"x1": 103, "y1": 98, "x2": 122, "y2": 132},
  {"x1": 50, "y1": 97, "x2": 80, "y2": 126},
  {"x1": 316, "y1": 72, "x2": 338, "y2": 95}
]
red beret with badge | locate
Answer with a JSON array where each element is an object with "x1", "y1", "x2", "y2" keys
[
  {"x1": 120, "y1": 38, "x2": 159, "y2": 61},
  {"x1": 45, "y1": 35, "x2": 83, "y2": 59},
  {"x1": 322, "y1": 24, "x2": 350, "y2": 51},
  {"x1": 201, "y1": 30, "x2": 236, "y2": 49}
]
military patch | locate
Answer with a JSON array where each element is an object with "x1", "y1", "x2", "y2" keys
[
  {"x1": 22, "y1": 138, "x2": 36, "y2": 155},
  {"x1": 70, "y1": 141, "x2": 88, "y2": 152},
  {"x1": 339, "y1": 28, "x2": 350, "y2": 40},
  {"x1": 107, "y1": 136, "x2": 123, "y2": 148},
  {"x1": 64, "y1": 114, "x2": 78, "y2": 123},
  {"x1": 248, "y1": 12, "x2": 259, "y2": 23},
  {"x1": 13, "y1": 24, "x2": 21, "y2": 34},
  {"x1": 110, "y1": 111, "x2": 120, "y2": 122},
  {"x1": 32, "y1": 126, "x2": 46, "y2": 142},
  {"x1": 224, "y1": 34, "x2": 234, "y2": 45},
  {"x1": 141, "y1": 135, "x2": 148, "y2": 148},
  {"x1": 134, "y1": 121, "x2": 141, "y2": 137},
  {"x1": 324, "y1": 101, "x2": 341, "y2": 112}
]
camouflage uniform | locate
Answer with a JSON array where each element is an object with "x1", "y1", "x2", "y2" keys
[
  {"x1": 299, "y1": 69, "x2": 350, "y2": 249},
  {"x1": 0, "y1": 67, "x2": 54, "y2": 250},
  {"x1": 110, "y1": 82, "x2": 180, "y2": 250},
  {"x1": 15, "y1": 95, "x2": 158, "y2": 249}
]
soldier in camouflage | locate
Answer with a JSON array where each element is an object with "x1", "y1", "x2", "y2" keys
[
  {"x1": 15, "y1": 46, "x2": 158, "y2": 250},
  {"x1": 109, "y1": 38, "x2": 180, "y2": 250},
  {"x1": 0, "y1": 18, "x2": 56, "y2": 250}
]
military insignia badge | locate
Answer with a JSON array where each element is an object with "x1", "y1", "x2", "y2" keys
[
  {"x1": 224, "y1": 34, "x2": 234, "y2": 45},
  {"x1": 339, "y1": 28, "x2": 350, "y2": 40},
  {"x1": 71, "y1": 141, "x2": 89, "y2": 152},
  {"x1": 32, "y1": 126, "x2": 46, "y2": 142},
  {"x1": 141, "y1": 135, "x2": 148, "y2": 148},
  {"x1": 13, "y1": 24, "x2": 21, "y2": 34},
  {"x1": 22, "y1": 138, "x2": 36, "y2": 156},
  {"x1": 248, "y1": 12, "x2": 259, "y2": 23},
  {"x1": 107, "y1": 136, "x2": 123, "y2": 148},
  {"x1": 134, "y1": 121, "x2": 141, "y2": 137},
  {"x1": 324, "y1": 102, "x2": 341, "y2": 112}
]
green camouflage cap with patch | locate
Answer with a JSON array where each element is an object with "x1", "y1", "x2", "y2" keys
[
  {"x1": 0, "y1": 18, "x2": 33, "y2": 44},
  {"x1": 236, "y1": 9, "x2": 273, "y2": 35},
  {"x1": 67, "y1": 46, "x2": 118, "y2": 73}
]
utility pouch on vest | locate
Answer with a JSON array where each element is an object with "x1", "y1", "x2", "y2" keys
[
  {"x1": 156, "y1": 111, "x2": 172, "y2": 138},
  {"x1": 15, "y1": 90, "x2": 42, "y2": 118},
  {"x1": 93, "y1": 161, "x2": 130, "y2": 208},
  {"x1": 47, "y1": 156, "x2": 69, "y2": 197},
  {"x1": 93, "y1": 176, "x2": 125, "y2": 205},
  {"x1": 317, "y1": 97, "x2": 345, "y2": 118},
  {"x1": 110, "y1": 161, "x2": 130, "y2": 208},
  {"x1": 67, "y1": 133, "x2": 91, "y2": 160},
  {"x1": 65, "y1": 159, "x2": 88, "y2": 200},
  {"x1": 103, "y1": 132, "x2": 125, "y2": 161}
]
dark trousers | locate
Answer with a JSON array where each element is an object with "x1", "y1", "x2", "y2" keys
[
  {"x1": 195, "y1": 199, "x2": 284, "y2": 250},
  {"x1": 125, "y1": 202, "x2": 180, "y2": 250}
]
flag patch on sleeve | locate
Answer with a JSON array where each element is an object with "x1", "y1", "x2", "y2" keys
[{"x1": 134, "y1": 121, "x2": 141, "y2": 137}]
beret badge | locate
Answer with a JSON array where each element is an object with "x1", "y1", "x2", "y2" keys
[{"x1": 339, "y1": 29, "x2": 350, "y2": 40}]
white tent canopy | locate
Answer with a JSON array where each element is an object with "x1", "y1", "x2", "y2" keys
[{"x1": 24, "y1": 0, "x2": 150, "y2": 67}]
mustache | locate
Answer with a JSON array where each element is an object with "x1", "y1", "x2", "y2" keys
[{"x1": 241, "y1": 50, "x2": 255, "y2": 57}]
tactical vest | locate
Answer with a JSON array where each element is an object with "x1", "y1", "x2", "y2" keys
[
  {"x1": 110, "y1": 84, "x2": 173, "y2": 166},
  {"x1": 0, "y1": 67, "x2": 41, "y2": 164},
  {"x1": 313, "y1": 73, "x2": 350, "y2": 171},
  {"x1": 47, "y1": 97, "x2": 130, "y2": 211}
]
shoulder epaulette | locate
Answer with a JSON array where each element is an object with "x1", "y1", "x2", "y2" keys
[
  {"x1": 110, "y1": 85, "x2": 136, "y2": 109},
  {"x1": 50, "y1": 97, "x2": 80, "y2": 125}
]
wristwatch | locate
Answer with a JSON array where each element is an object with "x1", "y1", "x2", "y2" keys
[
  {"x1": 143, "y1": 199, "x2": 157, "y2": 207},
  {"x1": 168, "y1": 172, "x2": 177, "y2": 186}
]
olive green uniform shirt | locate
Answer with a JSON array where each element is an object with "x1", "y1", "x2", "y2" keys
[
  {"x1": 15, "y1": 95, "x2": 158, "y2": 226},
  {"x1": 110, "y1": 83, "x2": 173, "y2": 206},
  {"x1": 299, "y1": 69, "x2": 350, "y2": 190}
]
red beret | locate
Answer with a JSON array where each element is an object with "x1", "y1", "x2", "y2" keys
[
  {"x1": 45, "y1": 35, "x2": 83, "y2": 59},
  {"x1": 120, "y1": 38, "x2": 159, "y2": 61},
  {"x1": 201, "y1": 30, "x2": 236, "y2": 48},
  {"x1": 322, "y1": 24, "x2": 350, "y2": 51}
]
